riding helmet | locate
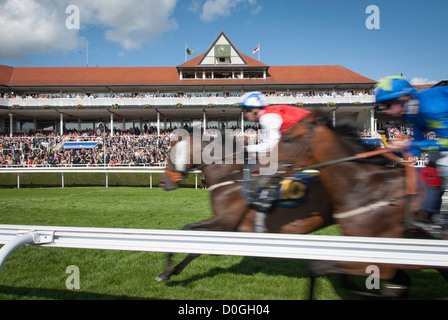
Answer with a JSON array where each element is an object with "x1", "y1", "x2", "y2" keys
[
  {"x1": 374, "y1": 76, "x2": 416, "y2": 103},
  {"x1": 239, "y1": 91, "x2": 268, "y2": 108}
]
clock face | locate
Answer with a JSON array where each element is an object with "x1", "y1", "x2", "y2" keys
[{"x1": 215, "y1": 45, "x2": 230, "y2": 57}]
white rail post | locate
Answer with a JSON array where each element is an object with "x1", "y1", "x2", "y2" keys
[{"x1": 0, "y1": 233, "x2": 33, "y2": 272}]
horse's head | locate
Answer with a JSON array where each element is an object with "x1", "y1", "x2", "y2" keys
[
  {"x1": 278, "y1": 110, "x2": 389, "y2": 173},
  {"x1": 276, "y1": 111, "x2": 324, "y2": 172},
  {"x1": 159, "y1": 136, "x2": 198, "y2": 191}
]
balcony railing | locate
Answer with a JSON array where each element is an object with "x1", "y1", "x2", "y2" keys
[{"x1": 1, "y1": 95, "x2": 375, "y2": 108}]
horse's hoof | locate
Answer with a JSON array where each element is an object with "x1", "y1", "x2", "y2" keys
[
  {"x1": 155, "y1": 273, "x2": 170, "y2": 282},
  {"x1": 380, "y1": 284, "x2": 409, "y2": 299}
]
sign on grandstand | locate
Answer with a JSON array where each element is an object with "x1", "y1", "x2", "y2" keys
[{"x1": 62, "y1": 142, "x2": 98, "y2": 149}]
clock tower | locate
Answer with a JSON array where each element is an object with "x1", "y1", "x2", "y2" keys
[
  {"x1": 198, "y1": 31, "x2": 246, "y2": 66},
  {"x1": 177, "y1": 31, "x2": 269, "y2": 80},
  {"x1": 215, "y1": 45, "x2": 230, "y2": 57}
]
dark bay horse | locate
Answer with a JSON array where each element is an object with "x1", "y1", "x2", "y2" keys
[
  {"x1": 275, "y1": 111, "x2": 448, "y2": 298},
  {"x1": 156, "y1": 132, "x2": 333, "y2": 281}
]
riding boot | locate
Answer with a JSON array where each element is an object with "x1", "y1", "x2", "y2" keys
[{"x1": 251, "y1": 186, "x2": 278, "y2": 232}]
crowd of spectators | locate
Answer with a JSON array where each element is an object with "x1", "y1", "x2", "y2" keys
[
  {"x1": 379, "y1": 121, "x2": 437, "y2": 141},
  {"x1": 263, "y1": 90, "x2": 373, "y2": 98},
  {"x1": 0, "y1": 126, "x2": 262, "y2": 168},
  {"x1": 1, "y1": 90, "x2": 373, "y2": 100},
  {"x1": 0, "y1": 129, "x2": 172, "y2": 167}
]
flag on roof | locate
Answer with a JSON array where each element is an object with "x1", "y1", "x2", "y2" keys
[
  {"x1": 252, "y1": 45, "x2": 259, "y2": 54},
  {"x1": 186, "y1": 48, "x2": 194, "y2": 55}
]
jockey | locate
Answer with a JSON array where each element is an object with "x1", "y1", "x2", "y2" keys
[
  {"x1": 240, "y1": 91, "x2": 311, "y2": 154},
  {"x1": 239, "y1": 91, "x2": 311, "y2": 221},
  {"x1": 375, "y1": 76, "x2": 448, "y2": 235}
]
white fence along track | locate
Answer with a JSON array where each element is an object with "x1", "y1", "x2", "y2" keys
[
  {"x1": 1, "y1": 224, "x2": 448, "y2": 274},
  {"x1": 0, "y1": 167, "x2": 202, "y2": 189}
]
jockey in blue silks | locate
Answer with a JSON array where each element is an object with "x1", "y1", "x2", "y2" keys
[{"x1": 375, "y1": 76, "x2": 448, "y2": 236}]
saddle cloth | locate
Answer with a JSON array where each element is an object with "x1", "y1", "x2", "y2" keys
[
  {"x1": 243, "y1": 172, "x2": 314, "y2": 208},
  {"x1": 273, "y1": 174, "x2": 314, "y2": 208}
]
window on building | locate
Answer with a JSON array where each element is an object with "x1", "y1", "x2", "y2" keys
[
  {"x1": 243, "y1": 72, "x2": 264, "y2": 79},
  {"x1": 183, "y1": 72, "x2": 196, "y2": 79}
]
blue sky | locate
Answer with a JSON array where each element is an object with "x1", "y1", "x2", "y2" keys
[{"x1": 0, "y1": 0, "x2": 447, "y2": 85}]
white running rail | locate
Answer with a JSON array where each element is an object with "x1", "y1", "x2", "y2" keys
[
  {"x1": 1, "y1": 224, "x2": 448, "y2": 273},
  {"x1": 0, "y1": 167, "x2": 202, "y2": 189}
]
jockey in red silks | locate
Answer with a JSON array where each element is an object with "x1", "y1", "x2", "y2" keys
[
  {"x1": 240, "y1": 91, "x2": 311, "y2": 155},
  {"x1": 239, "y1": 91, "x2": 311, "y2": 229}
]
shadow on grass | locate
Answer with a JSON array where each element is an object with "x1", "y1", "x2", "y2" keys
[
  {"x1": 162, "y1": 255, "x2": 448, "y2": 300},
  {"x1": 162, "y1": 255, "x2": 359, "y2": 299},
  {"x1": 0, "y1": 285, "x2": 149, "y2": 300}
]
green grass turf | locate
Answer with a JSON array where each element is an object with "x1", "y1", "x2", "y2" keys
[{"x1": 0, "y1": 187, "x2": 447, "y2": 300}]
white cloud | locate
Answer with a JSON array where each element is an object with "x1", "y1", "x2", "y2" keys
[
  {"x1": 188, "y1": 0, "x2": 202, "y2": 13},
  {"x1": 409, "y1": 77, "x2": 438, "y2": 86},
  {"x1": 0, "y1": 0, "x2": 178, "y2": 59},
  {"x1": 200, "y1": 0, "x2": 261, "y2": 22},
  {"x1": 377, "y1": 76, "x2": 438, "y2": 86},
  {"x1": 0, "y1": 0, "x2": 80, "y2": 59},
  {"x1": 77, "y1": 0, "x2": 178, "y2": 50}
]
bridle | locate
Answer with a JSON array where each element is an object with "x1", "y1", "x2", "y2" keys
[{"x1": 275, "y1": 120, "x2": 316, "y2": 176}]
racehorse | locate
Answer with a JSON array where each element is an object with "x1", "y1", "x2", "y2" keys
[
  {"x1": 156, "y1": 132, "x2": 333, "y2": 282},
  {"x1": 274, "y1": 111, "x2": 448, "y2": 298}
]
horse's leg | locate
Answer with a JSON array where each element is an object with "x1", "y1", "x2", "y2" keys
[
  {"x1": 165, "y1": 252, "x2": 174, "y2": 270},
  {"x1": 308, "y1": 276, "x2": 316, "y2": 300},
  {"x1": 156, "y1": 253, "x2": 201, "y2": 282},
  {"x1": 154, "y1": 252, "x2": 176, "y2": 281},
  {"x1": 306, "y1": 260, "x2": 335, "y2": 300},
  {"x1": 156, "y1": 214, "x2": 246, "y2": 282},
  {"x1": 156, "y1": 191, "x2": 248, "y2": 282}
]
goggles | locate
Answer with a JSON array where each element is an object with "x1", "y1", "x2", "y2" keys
[{"x1": 375, "y1": 98, "x2": 407, "y2": 111}]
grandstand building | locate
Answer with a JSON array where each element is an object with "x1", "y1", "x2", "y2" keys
[{"x1": 0, "y1": 31, "x2": 377, "y2": 136}]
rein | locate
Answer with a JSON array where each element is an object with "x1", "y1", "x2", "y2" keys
[{"x1": 290, "y1": 148, "x2": 405, "y2": 173}]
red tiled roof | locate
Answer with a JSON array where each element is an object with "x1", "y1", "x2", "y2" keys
[
  {"x1": 5, "y1": 66, "x2": 179, "y2": 87},
  {"x1": 268, "y1": 65, "x2": 375, "y2": 84},
  {"x1": 0, "y1": 65, "x2": 14, "y2": 87},
  {"x1": 0, "y1": 64, "x2": 375, "y2": 88}
]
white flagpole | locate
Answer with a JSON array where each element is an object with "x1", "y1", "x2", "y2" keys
[
  {"x1": 258, "y1": 43, "x2": 260, "y2": 61},
  {"x1": 185, "y1": 43, "x2": 187, "y2": 63},
  {"x1": 86, "y1": 40, "x2": 89, "y2": 67}
]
